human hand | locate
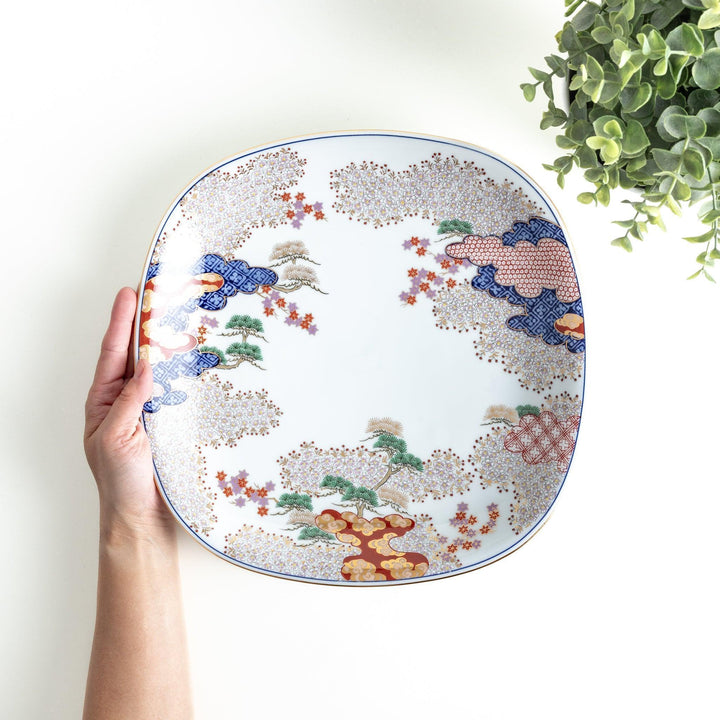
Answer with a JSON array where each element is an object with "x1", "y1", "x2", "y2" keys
[{"x1": 84, "y1": 287, "x2": 172, "y2": 538}]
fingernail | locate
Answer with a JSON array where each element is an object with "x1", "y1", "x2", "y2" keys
[{"x1": 135, "y1": 358, "x2": 147, "y2": 378}]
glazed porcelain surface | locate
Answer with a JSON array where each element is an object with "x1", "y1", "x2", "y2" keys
[{"x1": 135, "y1": 131, "x2": 585, "y2": 585}]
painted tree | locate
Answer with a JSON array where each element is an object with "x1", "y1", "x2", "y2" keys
[
  {"x1": 268, "y1": 240, "x2": 320, "y2": 267},
  {"x1": 221, "y1": 341, "x2": 265, "y2": 370},
  {"x1": 437, "y1": 219, "x2": 473, "y2": 238},
  {"x1": 274, "y1": 264, "x2": 326, "y2": 294},
  {"x1": 221, "y1": 314, "x2": 266, "y2": 343}
]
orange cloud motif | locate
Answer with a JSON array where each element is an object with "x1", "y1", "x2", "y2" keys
[
  {"x1": 553, "y1": 313, "x2": 585, "y2": 340},
  {"x1": 445, "y1": 235, "x2": 580, "y2": 302}
]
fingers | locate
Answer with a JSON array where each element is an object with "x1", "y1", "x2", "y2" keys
[
  {"x1": 93, "y1": 287, "x2": 138, "y2": 390},
  {"x1": 102, "y1": 358, "x2": 154, "y2": 441}
]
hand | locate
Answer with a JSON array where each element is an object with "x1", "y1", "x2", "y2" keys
[{"x1": 84, "y1": 287, "x2": 172, "y2": 537}]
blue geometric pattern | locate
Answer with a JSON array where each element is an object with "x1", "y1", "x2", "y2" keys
[
  {"x1": 143, "y1": 254, "x2": 278, "y2": 413},
  {"x1": 469, "y1": 218, "x2": 585, "y2": 354},
  {"x1": 143, "y1": 348, "x2": 220, "y2": 413}
]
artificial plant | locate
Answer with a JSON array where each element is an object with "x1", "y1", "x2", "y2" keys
[{"x1": 523, "y1": 0, "x2": 720, "y2": 280}]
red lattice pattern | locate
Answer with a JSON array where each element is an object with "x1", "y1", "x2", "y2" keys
[{"x1": 503, "y1": 411, "x2": 580, "y2": 471}]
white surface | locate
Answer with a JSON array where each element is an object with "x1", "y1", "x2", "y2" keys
[{"x1": 1, "y1": 1, "x2": 717, "y2": 718}]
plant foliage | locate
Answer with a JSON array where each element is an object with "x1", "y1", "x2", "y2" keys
[{"x1": 524, "y1": 0, "x2": 720, "y2": 281}]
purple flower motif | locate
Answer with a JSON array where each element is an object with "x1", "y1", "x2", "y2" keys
[
  {"x1": 200, "y1": 315, "x2": 218, "y2": 328},
  {"x1": 420, "y1": 238, "x2": 430, "y2": 247},
  {"x1": 217, "y1": 477, "x2": 228, "y2": 490},
  {"x1": 295, "y1": 210, "x2": 306, "y2": 221},
  {"x1": 264, "y1": 481, "x2": 275, "y2": 491},
  {"x1": 402, "y1": 239, "x2": 414, "y2": 250},
  {"x1": 287, "y1": 302, "x2": 297, "y2": 313},
  {"x1": 435, "y1": 253, "x2": 450, "y2": 265},
  {"x1": 291, "y1": 219, "x2": 302, "y2": 229},
  {"x1": 307, "y1": 324, "x2": 318, "y2": 335},
  {"x1": 417, "y1": 268, "x2": 428, "y2": 279},
  {"x1": 472, "y1": 539, "x2": 482, "y2": 548},
  {"x1": 425, "y1": 289, "x2": 436, "y2": 299},
  {"x1": 433, "y1": 276, "x2": 444, "y2": 286},
  {"x1": 465, "y1": 528, "x2": 476, "y2": 538},
  {"x1": 270, "y1": 291, "x2": 280, "y2": 301},
  {"x1": 294, "y1": 199, "x2": 304, "y2": 210},
  {"x1": 447, "y1": 264, "x2": 459, "y2": 274},
  {"x1": 247, "y1": 490, "x2": 258, "y2": 502},
  {"x1": 487, "y1": 519, "x2": 497, "y2": 528},
  {"x1": 263, "y1": 297, "x2": 273, "y2": 309},
  {"x1": 230, "y1": 477, "x2": 243, "y2": 493},
  {"x1": 399, "y1": 291, "x2": 409, "y2": 302},
  {"x1": 449, "y1": 517, "x2": 461, "y2": 527},
  {"x1": 233, "y1": 497, "x2": 246, "y2": 508},
  {"x1": 457, "y1": 502, "x2": 469, "y2": 512},
  {"x1": 437, "y1": 535, "x2": 448, "y2": 544},
  {"x1": 313, "y1": 202, "x2": 323, "y2": 211},
  {"x1": 284, "y1": 316, "x2": 296, "y2": 326},
  {"x1": 256, "y1": 496, "x2": 269, "y2": 507},
  {"x1": 488, "y1": 503, "x2": 498, "y2": 513}
]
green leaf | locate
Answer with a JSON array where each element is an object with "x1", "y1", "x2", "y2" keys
[
  {"x1": 657, "y1": 106, "x2": 689, "y2": 142},
  {"x1": 656, "y1": 72, "x2": 677, "y2": 100},
  {"x1": 651, "y1": 2, "x2": 686, "y2": 29},
  {"x1": 623, "y1": 119, "x2": 650, "y2": 155},
  {"x1": 682, "y1": 147, "x2": 707, "y2": 179},
  {"x1": 652, "y1": 148, "x2": 681, "y2": 172},
  {"x1": 571, "y1": 2, "x2": 599, "y2": 31},
  {"x1": 641, "y1": 28, "x2": 667, "y2": 57},
  {"x1": 603, "y1": 119, "x2": 624, "y2": 138},
  {"x1": 587, "y1": 136, "x2": 621, "y2": 163},
  {"x1": 672, "y1": 179, "x2": 693, "y2": 202},
  {"x1": 585, "y1": 55, "x2": 604, "y2": 80},
  {"x1": 556, "y1": 134, "x2": 579, "y2": 149},
  {"x1": 521, "y1": 83, "x2": 536, "y2": 102},
  {"x1": 692, "y1": 48, "x2": 720, "y2": 90},
  {"x1": 577, "y1": 191, "x2": 596, "y2": 204},
  {"x1": 611, "y1": 235, "x2": 634, "y2": 251},
  {"x1": 591, "y1": 25, "x2": 615, "y2": 44},
  {"x1": 666, "y1": 23, "x2": 705, "y2": 56},
  {"x1": 653, "y1": 56, "x2": 668, "y2": 77},
  {"x1": 698, "y1": 108, "x2": 720, "y2": 136},
  {"x1": 664, "y1": 114, "x2": 707, "y2": 139},
  {"x1": 683, "y1": 228, "x2": 716, "y2": 243},
  {"x1": 698, "y1": 137, "x2": 720, "y2": 160},
  {"x1": 596, "y1": 184, "x2": 611, "y2": 205},
  {"x1": 621, "y1": 82, "x2": 653, "y2": 112},
  {"x1": 545, "y1": 54, "x2": 567, "y2": 75},
  {"x1": 701, "y1": 208, "x2": 720, "y2": 222},
  {"x1": 699, "y1": 7, "x2": 720, "y2": 29},
  {"x1": 528, "y1": 67, "x2": 550, "y2": 82}
]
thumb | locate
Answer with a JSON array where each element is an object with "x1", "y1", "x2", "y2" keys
[{"x1": 104, "y1": 359, "x2": 154, "y2": 440}]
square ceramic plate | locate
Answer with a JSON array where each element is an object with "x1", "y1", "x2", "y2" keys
[{"x1": 135, "y1": 131, "x2": 585, "y2": 585}]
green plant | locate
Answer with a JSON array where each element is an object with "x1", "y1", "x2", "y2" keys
[{"x1": 523, "y1": 0, "x2": 720, "y2": 281}]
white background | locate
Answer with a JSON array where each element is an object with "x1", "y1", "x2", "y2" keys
[{"x1": 1, "y1": 1, "x2": 717, "y2": 718}]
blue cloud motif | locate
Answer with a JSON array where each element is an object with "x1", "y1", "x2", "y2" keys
[
  {"x1": 143, "y1": 254, "x2": 278, "y2": 413},
  {"x1": 469, "y1": 217, "x2": 585, "y2": 354},
  {"x1": 143, "y1": 348, "x2": 220, "y2": 413}
]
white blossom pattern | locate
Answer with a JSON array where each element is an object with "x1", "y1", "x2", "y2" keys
[
  {"x1": 330, "y1": 153, "x2": 541, "y2": 232},
  {"x1": 152, "y1": 148, "x2": 307, "y2": 262}
]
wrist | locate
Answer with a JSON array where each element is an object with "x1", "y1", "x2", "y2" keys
[{"x1": 99, "y1": 505, "x2": 177, "y2": 551}]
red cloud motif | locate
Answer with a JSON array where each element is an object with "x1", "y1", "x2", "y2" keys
[{"x1": 445, "y1": 235, "x2": 580, "y2": 303}]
